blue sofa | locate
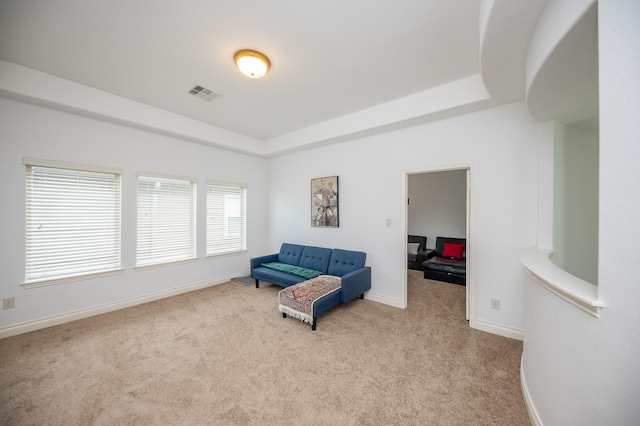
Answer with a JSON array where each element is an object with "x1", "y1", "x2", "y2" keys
[{"x1": 250, "y1": 243, "x2": 371, "y2": 329}]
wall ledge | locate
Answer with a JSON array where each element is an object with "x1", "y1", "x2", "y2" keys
[{"x1": 520, "y1": 248, "x2": 603, "y2": 317}]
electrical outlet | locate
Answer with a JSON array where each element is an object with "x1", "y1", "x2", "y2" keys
[
  {"x1": 491, "y1": 298, "x2": 500, "y2": 310},
  {"x1": 3, "y1": 297, "x2": 15, "y2": 310}
]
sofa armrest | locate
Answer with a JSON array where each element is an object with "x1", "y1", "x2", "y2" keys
[
  {"x1": 250, "y1": 253, "x2": 279, "y2": 272},
  {"x1": 424, "y1": 249, "x2": 437, "y2": 259},
  {"x1": 416, "y1": 249, "x2": 434, "y2": 268},
  {"x1": 340, "y1": 266, "x2": 371, "y2": 304}
]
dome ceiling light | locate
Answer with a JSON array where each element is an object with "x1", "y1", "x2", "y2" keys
[{"x1": 234, "y1": 49, "x2": 271, "y2": 79}]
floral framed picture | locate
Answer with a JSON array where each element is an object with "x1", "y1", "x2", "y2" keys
[{"x1": 311, "y1": 176, "x2": 339, "y2": 227}]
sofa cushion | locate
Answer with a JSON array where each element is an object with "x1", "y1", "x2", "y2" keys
[
  {"x1": 260, "y1": 262, "x2": 323, "y2": 280},
  {"x1": 298, "y1": 246, "x2": 332, "y2": 273},
  {"x1": 408, "y1": 242, "x2": 420, "y2": 256},
  {"x1": 277, "y1": 243, "x2": 305, "y2": 266},
  {"x1": 408, "y1": 235, "x2": 427, "y2": 252},
  {"x1": 278, "y1": 275, "x2": 342, "y2": 324},
  {"x1": 423, "y1": 257, "x2": 466, "y2": 275},
  {"x1": 251, "y1": 266, "x2": 307, "y2": 287},
  {"x1": 328, "y1": 249, "x2": 366, "y2": 277}
]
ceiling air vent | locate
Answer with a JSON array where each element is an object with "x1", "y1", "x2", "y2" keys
[{"x1": 188, "y1": 85, "x2": 219, "y2": 101}]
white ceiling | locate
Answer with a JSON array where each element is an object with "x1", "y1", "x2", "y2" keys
[
  {"x1": 0, "y1": 1, "x2": 556, "y2": 152},
  {"x1": 0, "y1": 0, "x2": 483, "y2": 139}
]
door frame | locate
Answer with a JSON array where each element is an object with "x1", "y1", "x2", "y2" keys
[{"x1": 403, "y1": 165, "x2": 475, "y2": 325}]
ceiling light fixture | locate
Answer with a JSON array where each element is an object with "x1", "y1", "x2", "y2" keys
[{"x1": 234, "y1": 49, "x2": 271, "y2": 79}]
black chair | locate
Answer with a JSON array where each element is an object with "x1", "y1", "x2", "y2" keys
[{"x1": 407, "y1": 235, "x2": 428, "y2": 270}]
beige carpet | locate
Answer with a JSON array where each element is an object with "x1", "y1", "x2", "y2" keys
[{"x1": 0, "y1": 270, "x2": 529, "y2": 425}]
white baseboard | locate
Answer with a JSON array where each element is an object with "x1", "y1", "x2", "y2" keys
[
  {"x1": 521, "y1": 354, "x2": 543, "y2": 426},
  {"x1": 2, "y1": 277, "x2": 525, "y2": 343},
  {"x1": 368, "y1": 294, "x2": 525, "y2": 341},
  {"x1": 365, "y1": 291, "x2": 403, "y2": 308},
  {"x1": 472, "y1": 318, "x2": 524, "y2": 341},
  {"x1": 0, "y1": 271, "x2": 248, "y2": 339}
]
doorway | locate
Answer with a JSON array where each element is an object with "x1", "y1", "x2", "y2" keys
[{"x1": 403, "y1": 166, "x2": 473, "y2": 322}]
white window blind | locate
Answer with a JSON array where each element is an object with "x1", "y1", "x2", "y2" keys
[
  {"x1": 207, "y1": 182, "x2": 246, "y2": 255},
  {"x1": 137, "y1": 175, "x2": 196, "y2": 267},
  {"x1": 25, "y1": 162, "x2": 121, "y2": 283}
]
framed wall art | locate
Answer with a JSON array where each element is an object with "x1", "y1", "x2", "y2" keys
[{"x1": 311, "y1": 176, "x2": 339, "y2": 227}]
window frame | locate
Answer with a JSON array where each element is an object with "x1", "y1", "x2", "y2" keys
[
  {"x1": 22, "y1": 157, "x2": 123, "y2": 287},
  {"x1": 135, "y1": 172, "x2": 197, "y2": 269},
  {"x1": 206, "y1": 180, "x2": 247, "y2": 257}
]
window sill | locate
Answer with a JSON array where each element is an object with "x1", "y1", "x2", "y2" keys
[
  {"x1": 22, "y1": 269, "x2": 124, "y2": 289},
  {"x1": 135, "y1": 257, "x2": 198, "y2": 271},
  {"x1": 206, "y1": 249, "x2": 248, "y2": 259},
  {"x1": 520, "y1": 248, "x2": 603, "y2": 317}
]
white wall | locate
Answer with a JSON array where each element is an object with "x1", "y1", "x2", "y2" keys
[
  {"x1": 408, "y1": 170, "x2": 467, "y2": 249},
  {"x1": 522, "y1": 1, "x2": 640, "y2": 424},
  {"x1": 267, "y1": 101, "x2": 539, "y2": 333},
  {"x1": 0, "y1": 97, "x2": 268, "y2": 332}
]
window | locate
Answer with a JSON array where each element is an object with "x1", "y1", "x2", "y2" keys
[
  {"x1": 207, "y1": 182, "x2": 246, "y2": 256},
  {"x1": 24, "y1": 158, "x2": 122, "y2": 284},
  {"x1": 137, "y1": 174, "x2": 196, "y2": 267},
  {"x1": 552, "y1": 122, "x2": 599, "y2": 285}
]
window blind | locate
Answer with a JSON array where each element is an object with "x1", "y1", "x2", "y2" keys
[
  {"x1": 207, "y1": 183, "x2": 246, "y2": 255},
  {"x1": 137, "y1": 175, "x2": 196, "y2": 267},
  {"x1": 25, "y1": 164, "x2": 121, "y2": 282}
]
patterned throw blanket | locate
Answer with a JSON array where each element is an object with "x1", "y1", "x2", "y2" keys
[{"x1": 278, "y1": 275, "x2": 342, "y2": 324}]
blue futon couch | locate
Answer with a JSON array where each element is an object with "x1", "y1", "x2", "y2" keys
[{"x1": 250, "y1": 243, "x2": 371, "y2": 329}]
